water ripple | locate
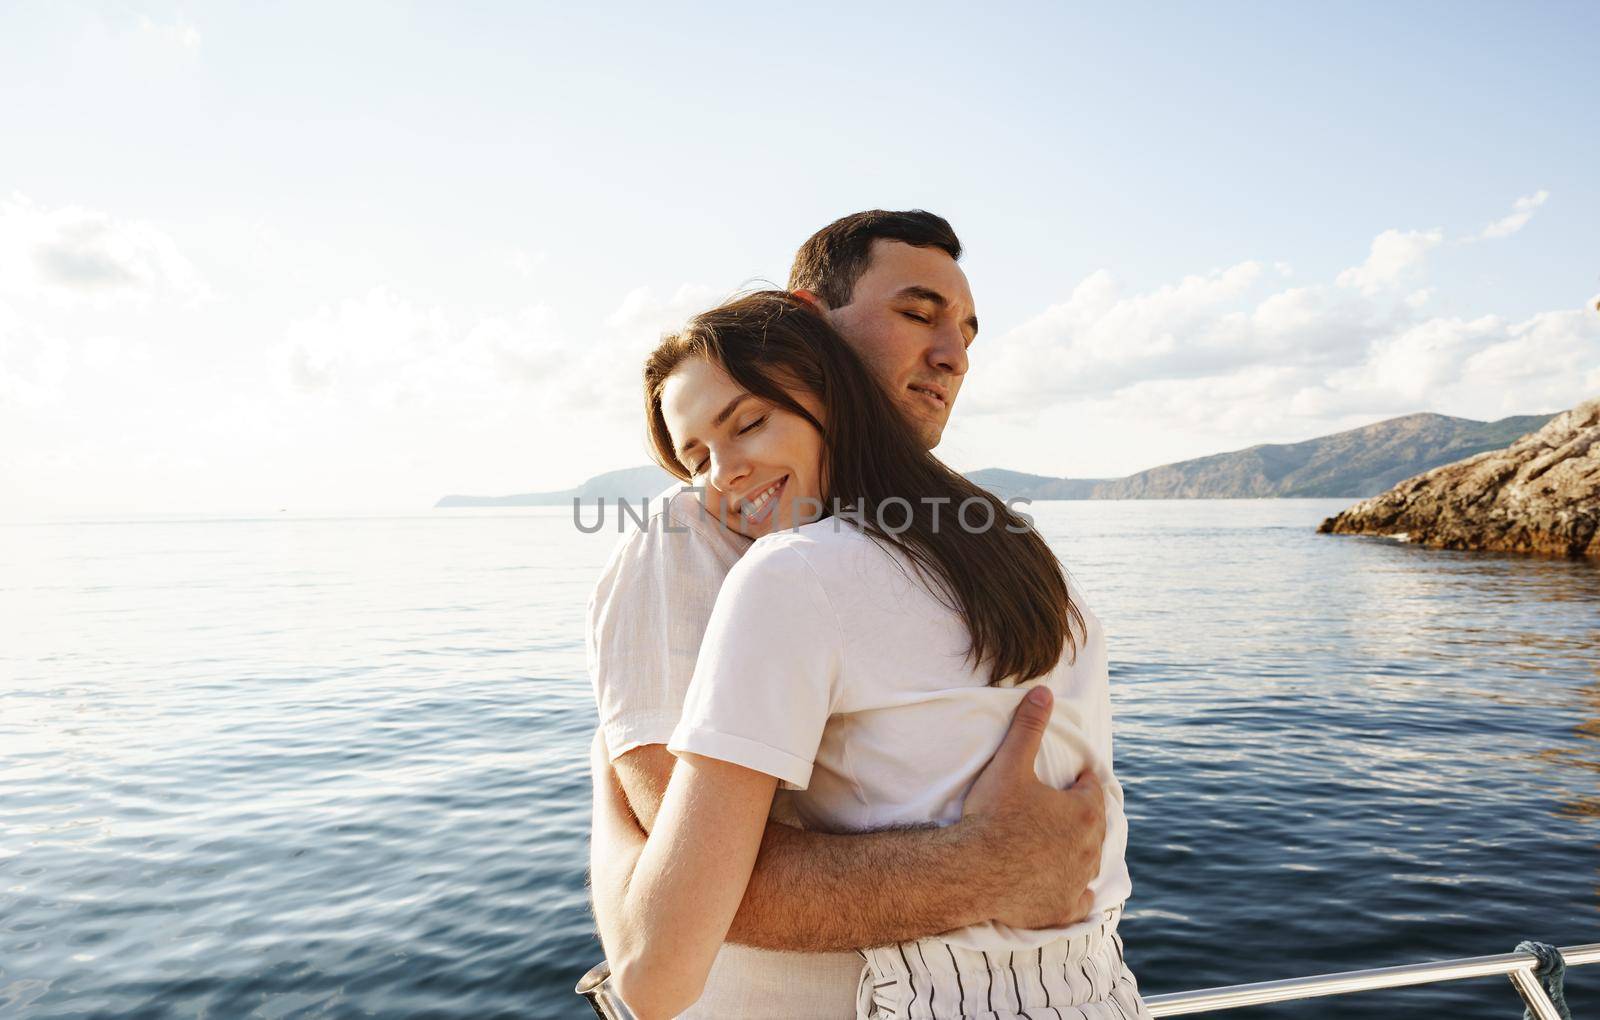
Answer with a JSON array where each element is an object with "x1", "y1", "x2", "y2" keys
[{"x1": 2, "y1": 503, "x2": 1595, "y2": 1018}]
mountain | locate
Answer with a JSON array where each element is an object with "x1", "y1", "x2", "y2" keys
[
  {"x1": 963, "y1": 469, "x2": 1106, "y2": 501},
  {"x1": 1319, "y1": 397, "x2": 1600, "y2": 558},
  {"x1": 435, "y1": 411, "x2": 1559, "y2": 506},
  {"x1": 976, "y1": 412, "x2": 1557, "y2": 500},
  {"x1": 434, "y1": 464, "x2": 675, "y2": 507},
  {"x1": 1090, "y1": 412, "x2": 1557, "y2": 499}
]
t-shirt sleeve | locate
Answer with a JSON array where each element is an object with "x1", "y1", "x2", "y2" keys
[
  {"x1": 586, "y1": 508, "x2": 734, "y2": 761},
  {"x1": 668, "y1": 540, "x2": 843, "y2": 790}
]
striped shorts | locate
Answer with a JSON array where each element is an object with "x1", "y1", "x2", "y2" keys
[{"x1": 854, "y1": 908, "x2": 1151, "y2": 1020}]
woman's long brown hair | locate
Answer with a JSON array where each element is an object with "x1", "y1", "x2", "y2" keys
[{"x1": 644, "y1": 291, "x2": 1082, "y2": 685}]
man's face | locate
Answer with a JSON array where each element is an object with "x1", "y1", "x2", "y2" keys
[{"x1": 818, "y1": 240, "x2": 977, "y2": 449}]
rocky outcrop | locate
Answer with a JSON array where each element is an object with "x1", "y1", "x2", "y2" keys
[{"x1": 1318, "y1": 397, "x2": 1600, "y2": 558}]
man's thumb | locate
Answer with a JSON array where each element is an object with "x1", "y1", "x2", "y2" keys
[{"x1": 992, "y1": 685, "x2": 1052, "y2": 775}]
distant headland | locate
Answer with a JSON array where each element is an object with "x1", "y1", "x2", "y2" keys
[{"x1": 435, "y1": 410, "x2": 1557, "y2": 508}]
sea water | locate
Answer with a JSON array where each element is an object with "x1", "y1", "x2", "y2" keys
[{"x1": 2, "y1": 500, "x2": 1595, "y2": 1018}]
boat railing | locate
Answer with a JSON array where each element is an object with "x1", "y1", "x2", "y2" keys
[
  {"x1": 1141, "y1": 940, "x2": 1593, "y2": 1018},
  {"x1": 575, "y1": 940, "x2": 1594, "y2": 1019}
]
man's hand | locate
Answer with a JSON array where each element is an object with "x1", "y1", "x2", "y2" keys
[{"x1": 960, "y1": 686, "x2": 1106, "y2": 929}]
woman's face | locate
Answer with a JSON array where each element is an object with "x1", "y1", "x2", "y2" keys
[{"x1": 659, "y1": 356, "x2": 825, "y2": 540}]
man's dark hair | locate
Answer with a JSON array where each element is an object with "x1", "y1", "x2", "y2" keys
[{"x1": 787, "y1": 209, "x2": 962, "y2": 310}]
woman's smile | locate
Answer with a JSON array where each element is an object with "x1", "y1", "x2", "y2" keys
[{"x1": 738, "y1": 476, "x2": 787, "y2": 528}]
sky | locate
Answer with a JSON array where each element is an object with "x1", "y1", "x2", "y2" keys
[{"x1": 2, "y1": 1, "x2": 1597, "y2": 516}]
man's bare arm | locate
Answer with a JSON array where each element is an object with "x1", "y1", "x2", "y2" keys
[{"x1": 604, "y1": 687, "x2": 1105, "y2": 953}]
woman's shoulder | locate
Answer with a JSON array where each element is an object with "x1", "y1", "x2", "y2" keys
[
  {"x1": 730, "y1": 521, "x2": 880, "y2": 591},
  {"x1": 748, "y1": 518, "x2": 875, "y2": 563},
  {"x1": 711, "y1": 525, "x2": 860, "y2": 627}
]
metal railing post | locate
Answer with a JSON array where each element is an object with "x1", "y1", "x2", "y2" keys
[
  {"x1": 575, "y1": 961, "x2": 636, "y2": 1020},
  {"x1": 1507, "y1": 966, "x2": 1565, "y2": 1020}
]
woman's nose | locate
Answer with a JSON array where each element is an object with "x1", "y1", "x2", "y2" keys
[{"x1": 708, "y1": 451, "x2": 750, "y2": 496}]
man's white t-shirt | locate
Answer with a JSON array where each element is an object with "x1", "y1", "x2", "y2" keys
[
  {"x1": 669, "y1": 518, "x2": 1132, "y2": 951},
  {"x1": 586, "y1": 484, "x2": 862, "y2": 1018}
]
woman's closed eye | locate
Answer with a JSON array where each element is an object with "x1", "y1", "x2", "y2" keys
[{"x1": 685, "y1": 416, "x2": 768, "y2": 474}]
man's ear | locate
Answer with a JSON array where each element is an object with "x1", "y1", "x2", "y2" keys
[{"x1": 791, "y1": 288, "x2": 829, "y2": 313}]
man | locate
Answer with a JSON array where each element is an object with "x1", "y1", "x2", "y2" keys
[{"x1": 587, "y1": 210, "x2": 1106, "y2": 1017}]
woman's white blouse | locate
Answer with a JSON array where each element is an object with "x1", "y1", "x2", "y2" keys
[{"x1": 669, "y1": 519, "x2": 1132, "y2": 951}]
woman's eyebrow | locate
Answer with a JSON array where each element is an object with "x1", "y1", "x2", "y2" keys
[{"x1": 674, "y1": 392, "x2": 752, "y2": 462}]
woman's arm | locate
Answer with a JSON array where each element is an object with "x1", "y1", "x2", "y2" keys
[{"x1": 589, "y1": 732, "x2": 778, "y2": 1020}]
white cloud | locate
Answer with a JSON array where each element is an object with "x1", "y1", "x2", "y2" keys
[
  {"x1": 1477, "y1": 190, "x2": 1550, "y2": 240},
  {"x1": 1342, "y1": 315, "x2": 1503, "y2": 402},
  {"x1": 0, "y1": 194, "x2": 205, "y2": 304},
  {"x1": 1335, "y1": 228, "x2": 1443, "y2": 295},
  {"x1": 968, "y1": 262, "x2": 1267, "y2": 410},
  {"x1": 506, "y1": 248, "x2": 548, "y2": 279},
  {"x1": 280, "y1": 287, "x2": 572, "y2": 407},
  {"x1": 1304, "y1": 306, "x2": 1600, "y2": 421},
  {"x1": 950, "y1": 224, "x2": 1600, "y2": 478},
  {"x1": 0, "y1": 300, "x2": 63, "y2": 409},
  {"x1": 588, "y1": 282, "x2": 730, "y2": 408},
  {"x1": 235, "y1": 279, "x2": 752, "y2": 508},
  {"x1": 138, "y1": 15, "x2": 202, "y2": 50},
  {"x1": 7, "y1": 192, "x2": 1594, "y2": 513},
  {"x1": 273, "y1": 280, "x2": 721, "y2": 423},
  {"x1": 1463, "y1": 306, "x2": 1600, "y2": 391},
  {"x1": 604, "y1": 282, "x2": 725, "y2": 332}
]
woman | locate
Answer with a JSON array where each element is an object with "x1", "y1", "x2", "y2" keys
[{"x1": 590, "y1": 291, "x2": 1148, "y2": 1020}]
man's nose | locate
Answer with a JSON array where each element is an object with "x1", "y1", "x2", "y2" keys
[{"x1": 928, "y1": 322, "x2": 969, "y2": 378}]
